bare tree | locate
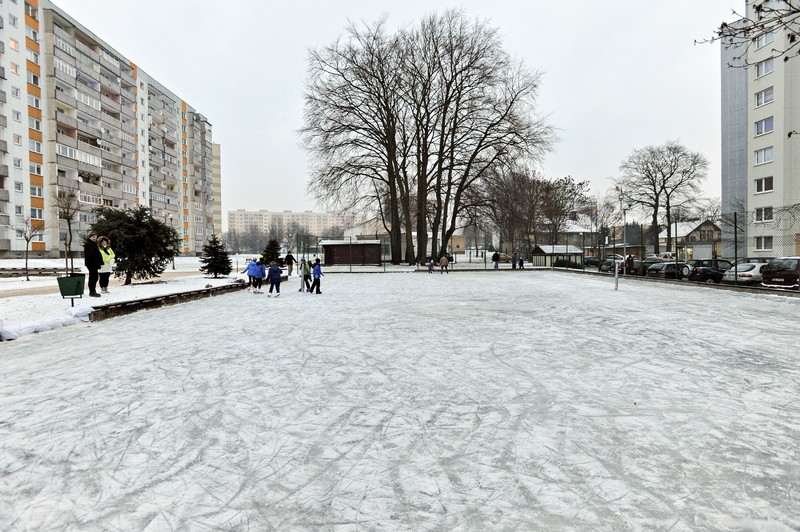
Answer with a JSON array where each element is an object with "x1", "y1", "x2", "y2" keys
[
  {"x1": 704, "y1": 1, "x2": 800, "y2": 66},
  {"x1": 57, "y1": 188, "x2": 81, "y2": 274},
  {"x1": 540, "y1": 176, "x2": 590, "y2": 247},
  {"x1": 16, "y1": 217, "x2": 45, "y2": 281},
  {"x1": 284, "y1": 221, "x2": 303, "y2": 251},
  {"x1": 617, "y1": 141, "x2": 708, "y2": 253}
]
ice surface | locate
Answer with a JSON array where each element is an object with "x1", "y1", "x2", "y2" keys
[{"x1": 1, "y1": 270, "x2": 798, "y2": 529}]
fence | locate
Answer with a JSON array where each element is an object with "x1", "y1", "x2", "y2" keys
[{"x1": 721, "y1": 208, "x2": 800, "y2": 259}]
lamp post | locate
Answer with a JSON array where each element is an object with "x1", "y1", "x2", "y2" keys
[
  {"x1": 168, "y1": 213, "x2": 175, "y2": 270},
  {"x1": 580, "y1": 232, "x2": 584, "y2": 268}
]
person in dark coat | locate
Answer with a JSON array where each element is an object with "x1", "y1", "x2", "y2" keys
[
  {"x1": 284, "y1": 251, "x2": 296, "y2": 277},
  {"x1": 83, "y1": 233, "x2": 103, "y2": 297},
  {"x1": 267, "y1": 261, "x2": 283, "y2": 296},
  {"x1": 491, "y1": 251, "x2": 500, "y2": 269}
]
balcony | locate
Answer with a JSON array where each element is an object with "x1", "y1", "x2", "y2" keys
[
  {"x1": 120, "y1": 104, "x2": 134, "y2": 118},
  {"x1": 0, "y1": 239, "x2": 10, "y2": 251},
  {"x1": 57, "y1": 155, "x2": 78, "y2": 169},
  {"x1": 77, "y1": 120, "x2": 102, "y2": 139},
  {"x1": 101, "y1": 93, "x2": 120, "y2": 110},
  {"x1": 0, "y1": 214, "x2": 10, "y2": 227},
  {"x1": 0, "y1": 165, "x2": 9, "y2": 178},
  {"x1": 102, "y1": 168, "x2": 122, "y2": 180},
  {"x1": 56, "y1": 112, "x2": 78, "y2": 129},
  {"x1": 103, "y1": 187, "x2": 123, "y2": 199},
  {"x1": 0, "y1": 90, "x2": 6, "y2": 104},
  {"x1": 101, "y1": 151, "x2": 122, "y2": 165},
  {"x1": 0, "y1": 116, "x2": 7, "y2": 128},
  {"x1": 55, "y1": 89, "x2": 77, "y2": 107},
  {"x1": 0, "y1": 140, "x2": 7, "y2": 153},
  {"x1": 57, "y1": 132, "x2": 77, "y2": 147},
  {"x1": 53, "y1": 24, "x2": 73, "y2": 41},
  {"x1": 74, "y1": 39, "x2": 99, "y2": 62},
  {"x1": 0, "y1": 189, "x2": 9, "y2": 202},
  {"x1": 120, "y1": 69, "x2": 134, "y2": 85}
]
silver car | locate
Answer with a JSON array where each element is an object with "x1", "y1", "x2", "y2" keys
[{"x1": 722, "y1": 263, "x2": 767, "y2": 286}]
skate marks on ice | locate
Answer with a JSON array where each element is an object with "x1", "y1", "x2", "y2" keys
[{"x1": 1, "y1": 271, "x2": 799, "y2": 529}]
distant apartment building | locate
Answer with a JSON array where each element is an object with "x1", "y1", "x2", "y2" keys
[
  {"x1": 227, "y1": 209, "x2": 357, "y2": 237},
  {"x1": 0, "y1": 0, "x2": 218, "y2": 258},
  {"x1": 721, "y1": 2, "x2": 800, "y2": 257}
]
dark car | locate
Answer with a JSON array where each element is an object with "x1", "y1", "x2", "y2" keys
[
  {"x1": 646, "y1": 262, "x2": 685, "y2": 280},
  {"x1": 599, "y1": 259, "x2": 622, "y2": 274},
  {"x1": 626, "y1": 259, "x2": 647, "y2": 276},
  {"x1": 682, "y1": 259, "x2": 734, "y2": 284},
  {"x1": 584, "y1": 256, "x2": 601, "y2": 267},
  {"x1": 760, "y1": 257, "x2": 800, "y2": 290}
]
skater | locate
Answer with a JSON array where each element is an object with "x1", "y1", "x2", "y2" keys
[
  {"x1": 267, "y1": 261, "x2": 283, "y2": 296},
  {"x1": 97, "y1": 236, "x2": 115, "y2": 294},
  {"x1": 511, "y1": 252, "x2": 518, "y2": 270},
  {"x1": 285, "y1": 250, "x2": 296, "y2": 277},
  {"x1": 83, "y1": 233, "x2": 103, "y2": 297},
  {"x1": 427, "y1": 258, "x2": 434, "y2": 273},
  {"x1": 439, "y1": 254, "x2": 449, "y2": 274},
  {"x1": 299, "y1": 258, "x2": 312, "y2": 292},
  {"x1": 519, "y1": 257, "x2": 524, "y2": 270},
  {"x1": 253, "y1": 258, "x2": 266, "y2": 293},
  {"x1": 491, "y1": 251, "x2": 500, "y2": 269},
  {"x1": 242, "y1": 258, "x2": 259, "y2": 291},
  {"x1": 310, "y1": 258, "x2": 323, "y2": 294}
]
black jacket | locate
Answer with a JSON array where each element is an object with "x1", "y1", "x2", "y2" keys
[{"x1": 84, "y1": 239, "x2": 103, "y2": 270}]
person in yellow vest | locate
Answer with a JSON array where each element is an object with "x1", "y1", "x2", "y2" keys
[{"x1": 97, "y1": 236, "x2": 116, "y2": 294}]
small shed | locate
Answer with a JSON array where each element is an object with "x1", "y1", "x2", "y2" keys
[
  {"x1": 530, "y1": 244, "x2": 584, "y2": 268},
  {"x1": 319, "y1": 240, "x2": 381, "y2": 266}
]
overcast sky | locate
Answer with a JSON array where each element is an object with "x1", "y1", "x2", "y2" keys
[{"x1": 54, "y1": 0, "x2": 741, "y2": 219}]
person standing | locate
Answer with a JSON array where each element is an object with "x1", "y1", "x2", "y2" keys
[
  {"x1": 267, "y1": 261, "x2": 283, "y2": 296},
  {"x1": 439, "y1": 254, "x2": 449, "y2": 274},
  {"x1": 310, "y1": 258, "x2": 323, "y2": 294},
  {"x1": 97, "y1": 236, "x2": 115, "y2": 294},
  {"x1": 253, "y1": 258, "x2": 266, "y2": 293},
  {"x1": 83, "y1": 233, "x2": 103, "y2": 298},
  {"x1": 299, "y1": 258, "x2": 312, "y2": 292},
  {"x1": 511, "y1": 252, "x2": 518, "y2": 270},
  {"x1": 242, "y1": 258, "x2": 258, "y2": 291},
  {"x1": 284, "y1": 251, "x2": 296, "y2": 277},
  {"x1": 491, "y1": 251, "x2": 500, "y2": 269},
  {"x1": 519, "y1": 257, "x2": 525, "y2": 270}
]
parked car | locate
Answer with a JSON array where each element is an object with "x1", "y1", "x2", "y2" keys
[
  {"x1": 626, "y1": 259, "x2": 648, "y2": 276},
  {"x1": 599, "y1": 259, "x2": 623, "y2": 274},
  {"x1": 734, "y1": 256, "x2": 774, "y2": 265},
  {"x1": 584, "y1": 256, "x2": 601, "y2": 267},
  {"x1": 722, "y1": 263, "x2": 768, "y2": 286},
  {"x1": 642, "y1": 256, "x2": 667, "y2": 269},
  {"x1": 646, "y1": 262, "x2": 685, "y2": 280},
  {"x1": 760, "y1": 257, "x2": 800, "y2": 290},
  {"x1": 681, "y1": 258, "x2": 734, "y2": 284},
  {"x1": 496, "y1": 253, "x2": 512, "y2": 263}
]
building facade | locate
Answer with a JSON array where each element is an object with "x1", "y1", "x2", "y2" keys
[
  {"x1": 721, "y1": 1, "x2": 800, "y2": 258},
  {"x1": 0, "y1": 0, "x2": 217, "y2": 258},
  {"x1": 227, "y1": 209, "x2": 355, "y2": 237}
]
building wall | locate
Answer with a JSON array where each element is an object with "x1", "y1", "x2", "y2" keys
[
  {"x1": 0, "y1": 0, "x2": 217, "y2": 258},
  {"x1": 227, "y1": 209, "x2": 356, "y2": 237},
  {"x1": 212, "y1": 143, "x2": 221, "y2": 236}
]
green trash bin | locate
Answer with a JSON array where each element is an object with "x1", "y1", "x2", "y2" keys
[{"x1": 57, "y1": 273, "x2": 86, "y2": 306}]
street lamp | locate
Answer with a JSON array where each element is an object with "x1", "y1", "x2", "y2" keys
[
  {"x1": 579, "y1": 232, "x2": 584, "y2": 268},
  {"x1": 167, "y1": 213, "x2": 175, "y2": 270}
]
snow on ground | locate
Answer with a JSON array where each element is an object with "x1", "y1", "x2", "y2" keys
[{"x1": 1, "y1": 269, "x2": 799, "y2": 529}]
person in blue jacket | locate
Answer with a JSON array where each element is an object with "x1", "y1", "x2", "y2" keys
[
  {"x1": 252, "y1": 259, "x2": 266, "y2": 293},
  {"x1": 267, "y1": 261, "x2": 283, "y2": 296},
  {"x1": 241, "y1": 258, "x2": 257, "y2": 291},
  {"x1": 310, "y1": 258, "x2": 323, "y2": 294}
]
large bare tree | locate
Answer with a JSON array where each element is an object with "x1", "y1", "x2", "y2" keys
[{"x1": 617, "y1": 141, "x2": 708, "y2": 253}]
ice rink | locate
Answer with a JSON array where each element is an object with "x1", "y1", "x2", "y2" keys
[{"x1": 1, "y1": 270, "x2": 798, "y2": 530}]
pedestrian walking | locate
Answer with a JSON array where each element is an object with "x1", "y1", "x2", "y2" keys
[
  {"x1": 519, "y1": 257, "x2": 525, "y2": 270},
  {"x1": 439, "y1": 254, "x2": 449, "y2": 274},
  {"x1": 267, "y1": 261, "x2": 283, "y2": 296},
  {"x1": 491, "y1": 251, "x2": 500, "y2": 269},
  {"x1": 285, "y1": 251, "x2": 296, "y2": 277},
  {"x1": 83, "y1": 233, "x2": 103, "y2": 297},
  {"x1": 97, "y1": 236, "x2": 115, "y2": 294},
  {"x1": 310, "y1": 258, "x2": 323, "y2": 294}
]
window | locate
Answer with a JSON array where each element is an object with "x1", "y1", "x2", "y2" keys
[
  {"x1": 756, "y1": 236, "x2": 773, "y2": 250},
  {"x1": 24, "y1": 2, "x2": 36, "y2": 20},
  {"x1": 12, "y1": 110, "x2": 22, "y2": 122},
  {"x1": 9, "y1": 39, "x2": 19, "y2": 51},
  {"x1": 27, "y1": 94, "x2": 40, "y2": 109},
  {"x1": 15, "y1": 205, "x2": 23, "y2": 216},
  {"x1": 14, "y1": 181, "x2": 24, "y2": 192},
  {"x1": 26, "y1": 72, "x2": 39, "y2": 86},
  {"x1": 25, "y1": 25, "x2": 38, "y2": 41},
  {"x1": 11, "y1": 86, "x2": 21, "y2": 98},
  {"x1": 10, "y1": 63, "x2": 20, "y2": 75},
  {"x1": 9, "y1": 14, "x2": 18, "y2": 27},
  {"x1": 26, "y1": 49, "x2": 39, "y2": 65},
  {"x1": 29, "y1": 140, "x2": 42, "y2": 153},
  {"x1": 28, "y1": 117, "x2": 41, "y2": 131},
  {"x1": 755, "y1": 176, "x2": 774, "y2": 193},
  {"x1": 13, "y1": 158, "x2": 22, "y2": 168},
  {"x1": 30, "y1": 185, "x2": 42, "y2": 197},
  {"x1": 755, "y1": 146, "x2": 774, "y2": 165},
  {"x1": 30, "y1": 208, "x2": 43, "y2": 219},
  {"x1": 755, "y1": 58, "x2": 774, "y2": 77},
  {"x1": 13, "y1": 134, "x2": 22, "y2": 146},
  {"x1": 755, "y1": 117, "x2": 774, "y2": 136},
  {"x1": 29, "y1": 163, "x2": 42, "y2": 174},
  {"x1": 755, "y1": 31, "x2": 774, "y2": 50},
  {"x1": 755, "y1": 206, "x2": 773, "y2": 222},
  {"x1": 756, "y1": 87, "x2": 774, "y2": 107}
]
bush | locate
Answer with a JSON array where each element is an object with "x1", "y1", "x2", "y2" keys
[{"x1": 553, "y1": 259, "x2": 581, "y2": 269}]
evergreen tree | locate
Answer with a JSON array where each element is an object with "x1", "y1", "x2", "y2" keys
[
  {"x1": 199, "y1": 234, "x2": 233, "y2": 278},
  {"x1": 262, "y1": 239, "x2": 282, "y2": 265}
]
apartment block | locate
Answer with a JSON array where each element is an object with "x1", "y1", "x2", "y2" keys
[
  {"x1": 0, "y1": 0, "x2": 217, "y2": 258},
  {"x1": 721, "y1": 1, "x2": 800, "y2": 257},
  {"x1": 227, "y1": 209, "x2": 360, "y2": 237}
]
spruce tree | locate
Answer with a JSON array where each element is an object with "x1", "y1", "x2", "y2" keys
[
  {"x1": 262, "y1": 239, "x2": 282, "y2": 265},
  {"x1": 199, "y1": 234, "x2": 233, "y2": 278}
]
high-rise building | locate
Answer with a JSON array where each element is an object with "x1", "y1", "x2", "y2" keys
[
  {"x1": 0, "y1": 0, "x2": 218, "y2": 258},
  {"x1": 227, "y1": 209, "x2": 359, "y2": 237},
  {"x1": 721, "y1": 2, "x2": 800, "y2": 257}
]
